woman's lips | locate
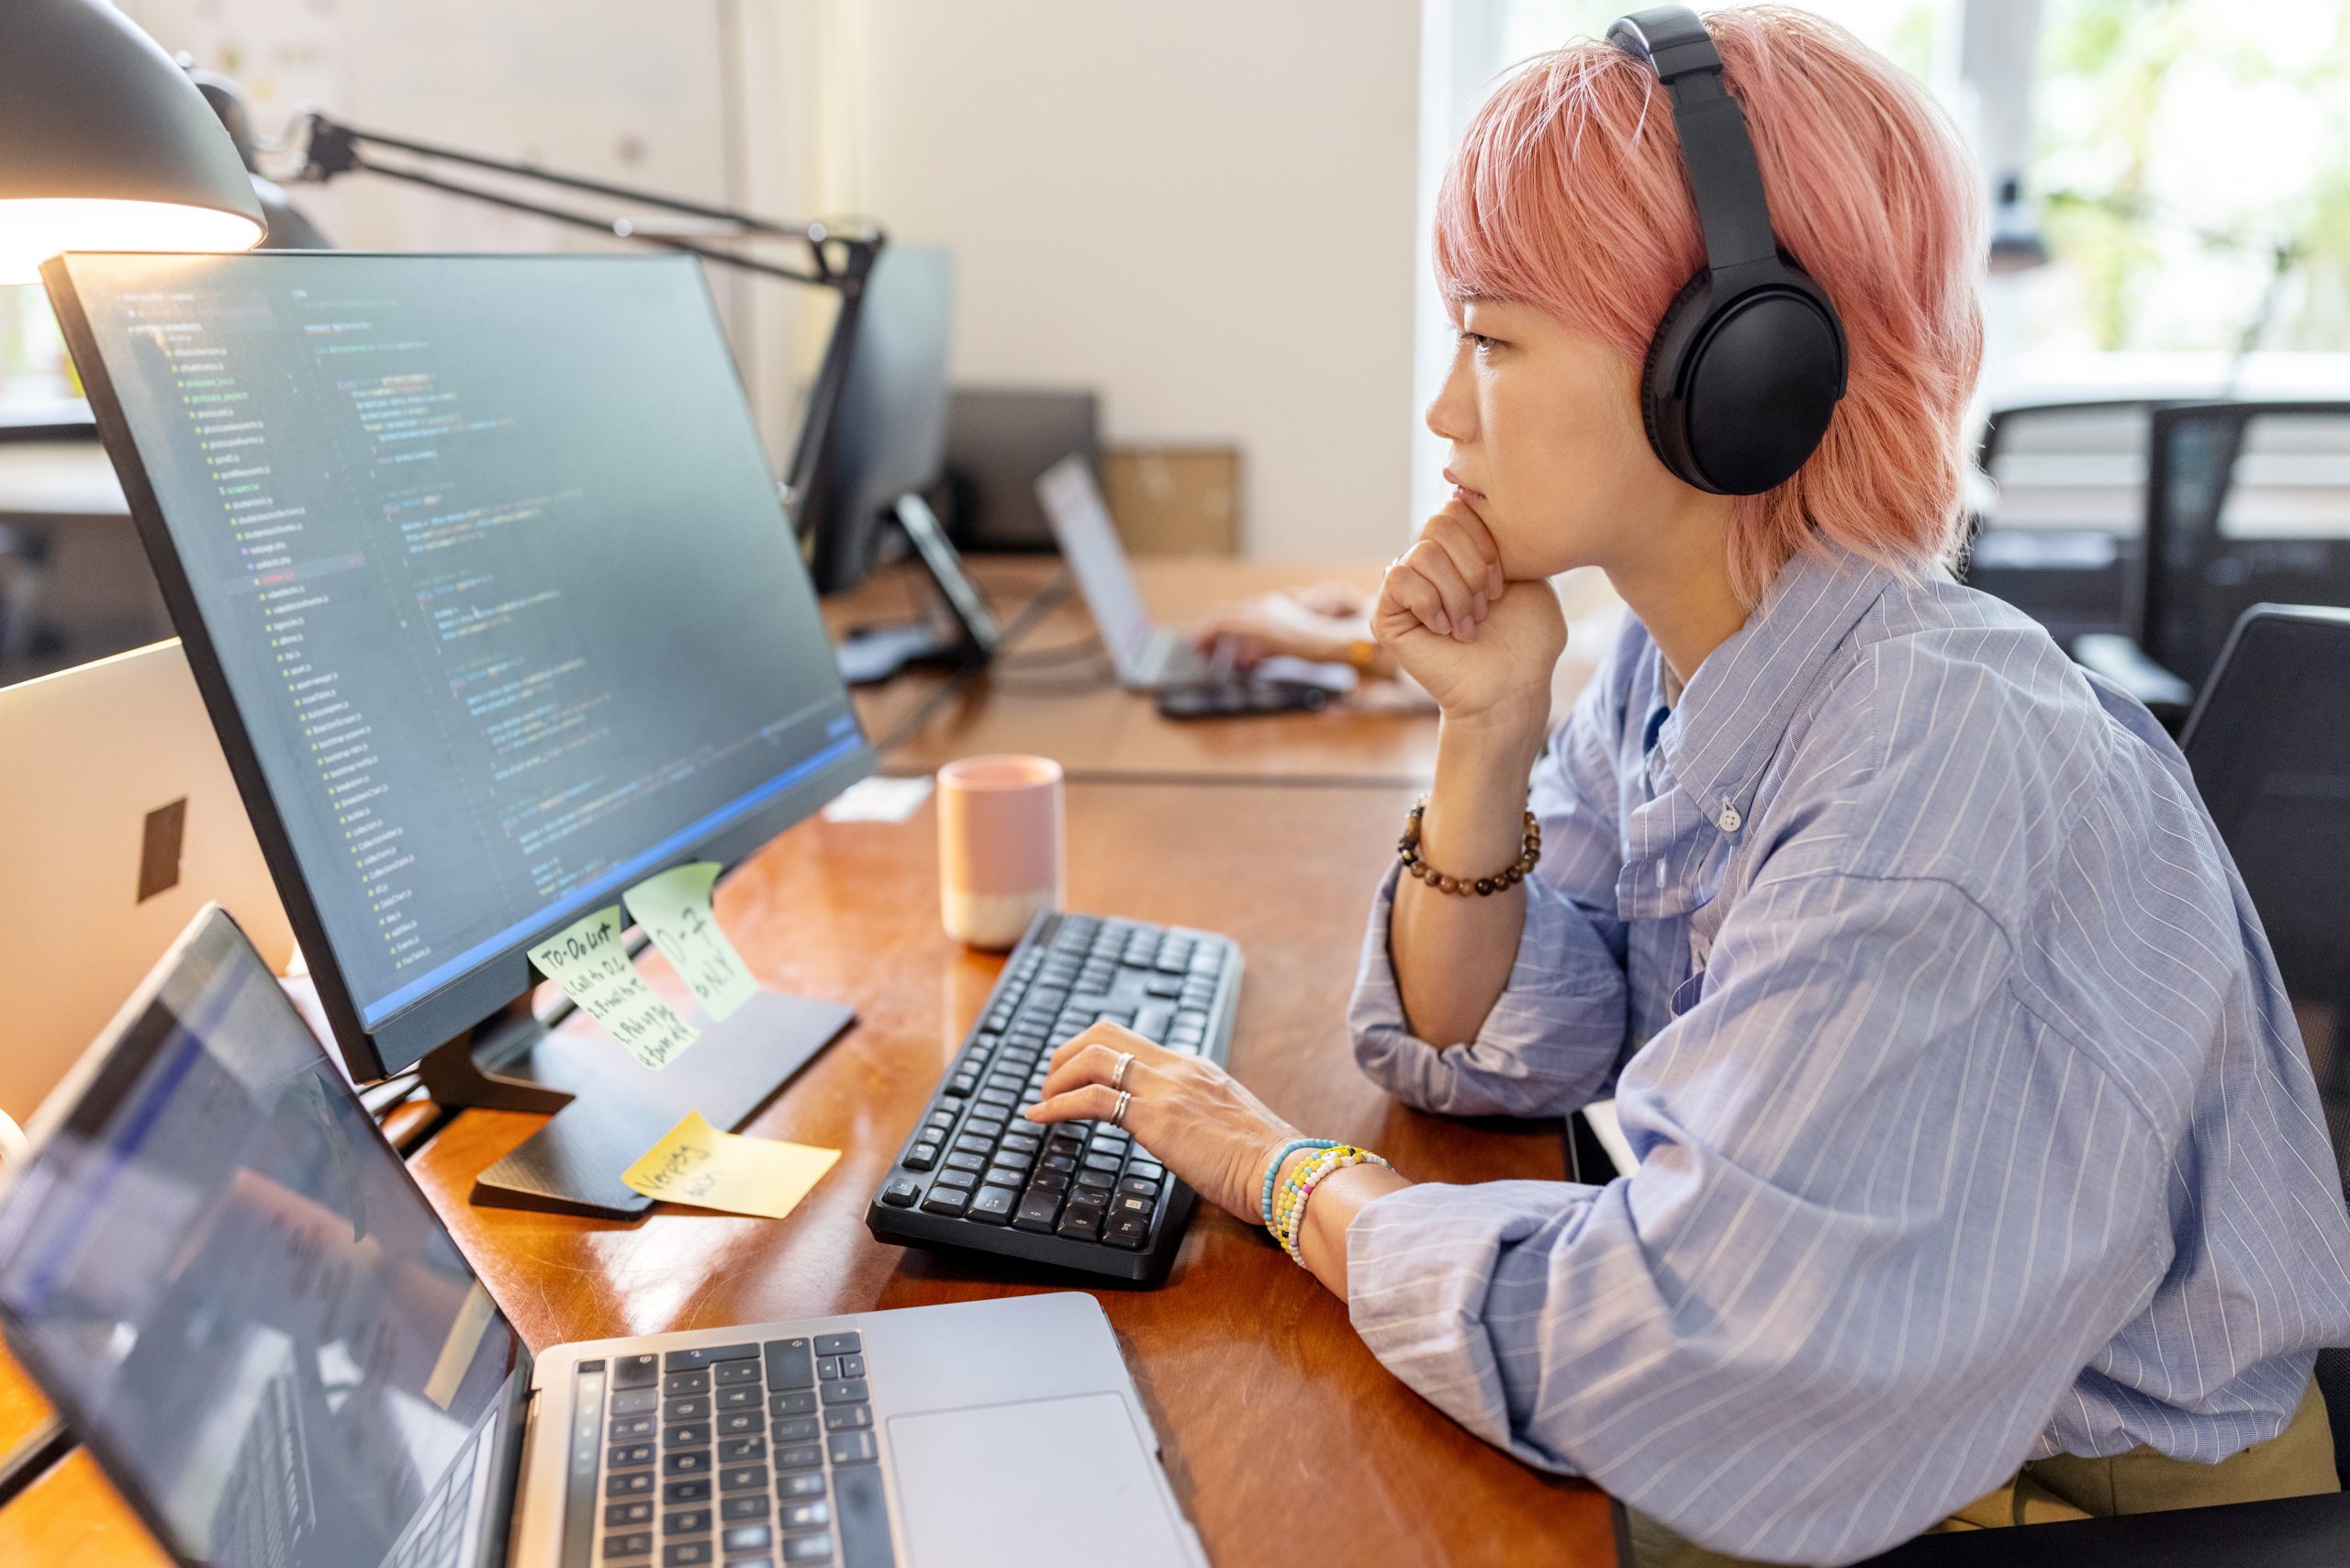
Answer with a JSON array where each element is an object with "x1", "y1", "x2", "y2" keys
[{"x1": 1444, "y1": 468, "x2": 1485, "y2": 502}]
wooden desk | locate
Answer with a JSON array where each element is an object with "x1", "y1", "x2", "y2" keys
[{"x1": 0, "y1": 782, "x2": 1614, "y2": 1566}]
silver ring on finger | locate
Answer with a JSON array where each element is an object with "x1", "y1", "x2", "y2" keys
[
  {"x1": 1111, "y1": 1088, "x2": 1131, "y2": 1128},
  {"x1": 1111, "y1": 1051, "x2": 1136, "y2": 1092}
]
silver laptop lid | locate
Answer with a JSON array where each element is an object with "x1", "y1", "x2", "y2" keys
[
  {"x1": 1035, "y1": 455, "x2": 1158, "y2": 673},
  {"x1": 0, "y1": 906, "x2": 527, "y2": 1568}
]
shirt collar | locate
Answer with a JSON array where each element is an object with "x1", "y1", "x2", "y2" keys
[{"x1": 1648, "y1": 540, "x2": 1900, "y2": 839}]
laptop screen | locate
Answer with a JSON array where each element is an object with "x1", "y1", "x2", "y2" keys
[
  {"x1": 1036, "y1": 456, "x2": 1156, "y2": 668},
  {"x1": 0, "y1": 909, "x2": 522, "y2": 1568}
]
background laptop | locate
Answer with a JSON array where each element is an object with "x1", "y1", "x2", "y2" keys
[
  {"x1": 0, "y1": 640, "x2": 295, "y2": 1130},
  {"x1": 1034, "y1": 455, "x2": 1224, "y2": 690},
  {"x1": 0, "y1": 906, "x2": 1206, "y2": 1568}
]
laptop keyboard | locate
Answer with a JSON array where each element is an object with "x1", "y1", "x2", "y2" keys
[
  {"x1": 863, "y1": 912, "x2": 1240, "y2": 1282},
  {"x1": 569, "y1": 1336, "x2": 892, "y2": 1567}
]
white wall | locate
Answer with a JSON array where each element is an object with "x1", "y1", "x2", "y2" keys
[
  {"x1": 119, "y1": 0, "x2": 1427, "y2": 561},
  {"x1": 804, "y1": 1, "x2": 1424, "y2": 559}
]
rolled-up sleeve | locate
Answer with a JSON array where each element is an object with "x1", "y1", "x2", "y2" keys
[
  {"x1": 1348, "y1": 665, "x2": 1635, "y2": 1117},
  {"x1": 1345, "y1": 871, "x2": 2169, "y2": 1566}
]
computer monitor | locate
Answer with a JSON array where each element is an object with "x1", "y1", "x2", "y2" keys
[
  {"x1": 800, "y1": 243, "x2": 955, "y2": 594},
  {"x1": 45, "y1": 251, "x2": 875, "y2": 1212}
]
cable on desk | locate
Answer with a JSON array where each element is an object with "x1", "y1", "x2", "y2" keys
[{"x1": 0, "y1": 1414, "x2": 73, "y2": 1510}]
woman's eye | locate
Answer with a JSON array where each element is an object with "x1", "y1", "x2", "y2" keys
[{"x1": 1457, "y1": 330, "x2": 1498, "y2": 355}]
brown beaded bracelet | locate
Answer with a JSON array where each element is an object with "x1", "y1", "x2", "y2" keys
[{"x1": 1396, "y1": 795, "x2": 1540, "y2": 896}]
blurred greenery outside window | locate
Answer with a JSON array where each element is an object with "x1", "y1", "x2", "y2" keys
[{"x1": 2030, "y1": 0, "x2": 2350, "y2": 353}]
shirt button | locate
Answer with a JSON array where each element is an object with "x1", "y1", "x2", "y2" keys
[
  {"x1": 1655, "y1": 860, "x2": 1668, "y2": 887},
  {"x1": 1717, "y1": 799, "x2": 1741, "y2": 833}
]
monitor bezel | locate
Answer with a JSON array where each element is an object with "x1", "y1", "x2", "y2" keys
[
  {"x1": 0, "y1": 903, "x2": 533, "y2": 1568},
  {"x1": 42, "y1": 250, "x2": 877, "y2": 1082}
]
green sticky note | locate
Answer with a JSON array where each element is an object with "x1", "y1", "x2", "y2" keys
[
  {"x1": 623, "y1": 861, "x2": 761, "y2": 1023},
  {"x1": 527, "y1": 904, "x2": 699, "y2": 1070}
]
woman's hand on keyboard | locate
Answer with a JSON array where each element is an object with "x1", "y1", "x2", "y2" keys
[{"x1": 1024, "y1": 1023, "x2": 1301, "y2": 1226}]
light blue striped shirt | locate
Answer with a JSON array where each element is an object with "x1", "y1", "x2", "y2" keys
[{"x1": 1345, "y1": 540, "x2": 2350, "y2": 1564}]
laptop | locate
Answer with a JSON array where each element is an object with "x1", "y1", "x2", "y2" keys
[
  {"x1": 0, "y1": 906, "x2": 1207, "y2": 1568},
  {"x1": 1033, "y1": 456, "x2": 1227, "y2": 689},
  {"x1": 0, "y1": 640, "x2": 296, "y2": 1130}
]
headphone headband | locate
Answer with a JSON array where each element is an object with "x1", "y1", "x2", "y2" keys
[{"x1": 1606, "y1": 7, "x2": 1778, "y2": 277}]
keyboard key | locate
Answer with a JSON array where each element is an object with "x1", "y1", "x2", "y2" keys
[
  {"x1": 662, "y1": 1544, "x2": 713, "y2": 1567},
  {"x1": 1072, "y1": 1168, "x2": 1115, "y2": 1192},
  {"x1": 665, "y1": 1343, "x2": 755, "y2": 1372},
  {"x1": 836, "y1": 1354, "x2": 864, "y2": 1379},
  {"x1": 1000, "y1": 1129, "x2": 1041, "y2": 1154},
  {"x1": 835, "y1": 1463, "x2": 890, "y2": 1564},
  {"x1": 717, "y1": 1385, "x2": 760, "y2": 1410},
  {"x1": 1120, "y1": 1176, "x2": 1160, "y2": 1197},
  {"x1": 1057, "y1": 1207, "x2": 1103, "y2": 1240},
  {"x1": 774, "y1": 1443, "x2": 823, "y2": 1472},
  {"x1": 772, "y1": 1416, "x2": 820, "y2": 1442},
  {"x1": 879, "y1": 1178, "x2": 920, "y2": 1207},
  {"x1": 820, "y1": 1378, "x2": 867, "y2": 1406},
  {"x1": 920, "y1": 1187, "x2": 969, "y2": 1216},
  {"x1": 946, "y1": 1143, "x2": 989, "y2": 1165},
  {"x1": 716, "y1": 1412, "x2": 761, "y2": 1439},
  {"x1": 611, "y1": 1389, "x2": 659, "y2": 1416},
  {"x1": 664, "y1": 1396, "x2": 711, "y2": 1422},
  {"x1": 610, "y1": 1417, "x2": 655, "y2": 1440},
  {"x1": 979, "y1": 1167, "x2": 1024, "y2": 1191},
  {"x1": 816, "y1": 1355, "x2": 840, "y2": 1381},
  {"x1": 823, "y1": 1405, "x2": 872, "y2": 1431},
  {"x1": 610, "y1": 1353, "x2": 661, "y2": 1389},
  {"x1": 1080, "y1": 1152, "x2": 1124, "y2": 1175},
  {"x1": 923, "y1": 1108, "x2": 955, "y2": 1132},
  {"x1": 663, "y1": 1508, "x2": 712, "y2": 1535},
  {"x1": 664, "y1": 1371, "x2": 711, "y2": 1396},
  {"x1": 1129, "y1": 1159, "x2": 1166, "y2": 1181},
  {"x1": 666, "y1": 1422, "x2": 711, "y2": 1447},
  {"x1": 663, "y1": 1480, "x2": 712, "y2": 1505},
  {"x1": 1104, "y1": 1215, "x2": 1152, "y2": 1249},
  {"x1": 968, "y1": 1186, "x2": 1016, "y2": 1224},
  {"x1": 769, "y1": 1391, "x2": 816, "y2": 1417},
  {"x1": 606, "y1": 1502, "x2": 655, "y2": 1528},
  {"x1": 763, "y1": 1339, "x2": 814, "y2": 1392},
  {"x1": 1113, "y1": 1193, "x2": 1156, "y2": 1219},
  {"x1": 1013, "y1": 1190, "x2": 1062, "y2": 1231},
  {"x1": 783, "y1": 1535, "x2": 833, "y2": 1562},
  {"x1": 901, "y1": 1142, "x2": 939, "y2": 1170},
  {"x1": 607, "y1": 1473, "x2": 655, "y2": 1498},
  {"x1": 777, "y1": 1472, "x2": 826, "y2": 1501},
  {"x1": 827, "y1": 1429, "x2": 878, "y2": 1465},
  {"x1": 663, "y1": 1450, "x2": 711, "y2": 1476},
  {"x1": 608, "y1": 1442, "x2": 655, "y2": 1468},
  {"x1": 721, "y1": 1495, "x2": 770, "y2": 1521},
  {"x1": 719, "y1": 1436, "x2": 767, "y2": 1462},
  {"x1": 714, "y1": 1361, "x2": 763, "y2": 1387},
  {"x1": 723, "y1": 1523, "x2": 775, "y2": 1552},
  {"x1": 603, "y1": 1530, "x2": 653, "y2": 1557},
  {"x1": 779, "y1": 1500, "x2": 830, "y2": 1531},
  {"x1": 722, "y1": 1464, "x2": 768, "y2": 1492}
]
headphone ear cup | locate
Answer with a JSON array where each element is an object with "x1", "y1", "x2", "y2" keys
[{"x1": 1639, "y1": 269, "x2": 1716, "y2": 488}]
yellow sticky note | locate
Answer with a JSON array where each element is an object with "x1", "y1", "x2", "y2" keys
[
  {"x1": 621, "y1": 1111, "x2": 840, "y2": 1219},
  {"x1": 623, "y1": 861, "x2": 760, "y2": 1023},
  {"x1": 527, "y1": 905, "x2": 699, "y2": 1070}
]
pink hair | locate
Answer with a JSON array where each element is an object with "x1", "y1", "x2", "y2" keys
[{"x1": 1435, "y1": 6, "x2": 1985, "y2": 605}]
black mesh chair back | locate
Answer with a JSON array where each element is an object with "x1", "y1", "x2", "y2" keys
[{"x1": 2143, "y1": 402, "x2": 2350, "y2": 690}]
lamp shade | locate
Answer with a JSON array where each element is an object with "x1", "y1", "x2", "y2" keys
[{"x1": 0, "y1": 0, "x2": 266, "y2": 285}]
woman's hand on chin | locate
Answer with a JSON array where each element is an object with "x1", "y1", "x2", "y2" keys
[
  {"x1": 1374, "y1": 500, "x2": 1564, "y2": 734},
  {"x1": 1023, "y1": 1023, "x2": 1300, "y2": 1226}
]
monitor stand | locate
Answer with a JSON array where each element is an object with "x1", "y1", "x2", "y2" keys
[
  {"x1": 417, "y1": 989, "x2": 855, "y2": 1219},
  {"x1": 834, "y1": 494, "x2": 1000, "y2": 684}
]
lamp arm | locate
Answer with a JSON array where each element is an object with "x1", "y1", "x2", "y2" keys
[{"x1": 285, "y1": 109, "x2": 885, "y2": 545}]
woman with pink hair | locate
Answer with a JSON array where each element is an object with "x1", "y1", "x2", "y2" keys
[{"x1": 1028, "y1": 7, "x2": 2350, "y2": 1562}]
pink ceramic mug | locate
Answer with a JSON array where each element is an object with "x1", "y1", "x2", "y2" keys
[{"x1": 936, "y1": 755, "x2": 1066, "y2": 949}]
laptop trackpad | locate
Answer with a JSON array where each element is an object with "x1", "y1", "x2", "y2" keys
[{"x1": 887, "y1": 1393, "x2": 1192, "y2": 1568}]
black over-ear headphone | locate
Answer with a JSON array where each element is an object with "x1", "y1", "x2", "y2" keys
[{"x1": 1607, "y1": 6, "x2": 1847, "y2": 495}]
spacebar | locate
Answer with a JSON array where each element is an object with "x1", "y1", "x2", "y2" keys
[{"x1": 835, "y1": 1463, "x2": 897, "y2": 1567}]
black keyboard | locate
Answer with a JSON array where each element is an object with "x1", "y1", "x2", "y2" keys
[
  {"x1": 568, "y1": 1334, "x2": 894, "y2": 1567},
  {"x1": 863, "y1": 911, "x2": 1241, "y2": 1282}
]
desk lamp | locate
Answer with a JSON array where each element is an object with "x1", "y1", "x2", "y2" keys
[{"x1": 0, "y1": 0, "x2": 265, "y2": 285}]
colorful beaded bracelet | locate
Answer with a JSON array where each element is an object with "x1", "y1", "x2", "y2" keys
[
  {"x1": 1273, "y1": 1144, "x2": 1393, "y2": 1264},
  {"x1": 1260, "y1": 1138, "x2": 1337, "y2": 1230}
]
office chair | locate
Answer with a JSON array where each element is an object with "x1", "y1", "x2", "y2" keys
[
  {"x1": 1854, "y1": 603, "x2": 2350, "y2": 1567},
  {"x1": 1961, "y1": 399, "x2": 2168, "y2": 653},
  {"x1": 2075, "y1": 402, "x2": 2350, "y2": 728}
]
